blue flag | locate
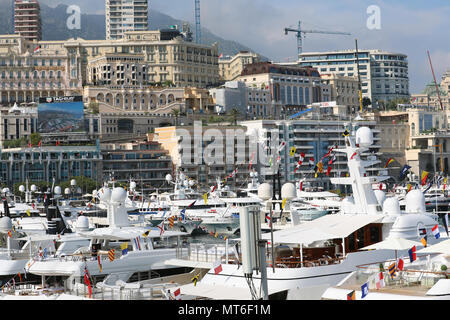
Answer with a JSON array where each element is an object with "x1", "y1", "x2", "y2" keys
[
  {"x1": 361, "y1": 282, "x2": 369, "y2": 299},
  {"x1": 399, "y1": 165, "x2": 411, "y2": 180},
  {"x1": 180, "y1": 208, "x2": 186, "y2": 221}
]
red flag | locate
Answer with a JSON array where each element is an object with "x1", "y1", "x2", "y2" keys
[
  {"x1": 397, "y1": 258, "x2": 404, "y2": 271},
  {"x1": 174, "y1": 288, "x2": 181, "y2": 300},
  {"x1": 213, "y1": 259, "x2": 223, "y2": 274},
  {"x1": 38, "y1": 140, "x2": 42, "y2": 147},
  {"x1": 56, "y1": 141, "x2": 60, "y2": 146},
  {"x1": 350, "y1": 152, "x2": 357, "y2": 160},
  {"x1": 299, "y1": 181, "x2": 303, "y2": 191},
  {"x1": 326, "y1": 166, "x2": 332, "y2": 176}
]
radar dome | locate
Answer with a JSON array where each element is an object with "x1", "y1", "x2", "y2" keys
[
  {"x1": 281, "y1": 183, "x2": 296, "y2": 200},
  {"x1": 64, "y1": 188, "x2": 71, "y2": 195},
  {"x1": 2, "y1": 188, "x2": 10, "y2": 194},
  {"x1": 30, "y1": 185, "x2": 37, "y2": 192},
  {"x1": 165, "y1": 174, "x2": 173, "y2": 182},
  {"x1": 373, "y1": 190, "x2": 386, "y2": 206},
  {"x1": 0, "y1": 216, "x2": 12, "y2": 233},
  {"x1": 405, "y1": 189, "x2": 426, "y2": 213},
  {"x1": 54, "y1": 186, "x2": 61, "y2": 195},
  {"x1": 382, "y1": 197, "x2": 401, "y2": 215},
  {"x1": 92, "y1": 190, "x2": 97, "y2": 197},
  {"x1": 129, "y1": 181, "x2": 137, "y2": 190},
  {"x1": 70, "y1": 179, "x2": 77, "y2": 186},
  {"x1": 76, "y1": 215, "x2": 89, "y2": 231},
  {"x1": 355, "y1": 127, "x2": 373, "y2": 147},
  {"x1": 19, "y1": 185, "x2": 25, "y2": 193},
  {"x1": 111, "y1": 187, "x2": 127, "y2": 203},
  {"x1": 98, "y1": 187, "x2": 112, "y2": 202},
  {"x1": 258, "y1": 183, "x2": 273, "y2": 200}
]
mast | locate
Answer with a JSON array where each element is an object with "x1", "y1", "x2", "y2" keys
[
  {"x1": 355, "y1": 39, "x2": 363, "y2": 113},
  {"x1": 427, "y1": 50, "x2": 444, "y2": 111}
]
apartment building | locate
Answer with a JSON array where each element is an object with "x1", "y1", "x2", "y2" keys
[
  {"x1": 14, "y1": 0, "x2": 42, "y2": 42},
  {"x1": 238, "y1": 62, "x2": 331, "y2": 118},
  {"x1": 106, "y1": 0, "x2": 148, "y2": 40},
  {"x1": 219, "y1": 51, "x2": 261, "y2": 81},
  {"x1": 299, "y1": 49, "x2": 409, "y2": 105}
]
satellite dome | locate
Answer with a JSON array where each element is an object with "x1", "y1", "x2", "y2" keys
[
  {"x1": 281, "y1": 183, "x2": 296, "y2": 200},
  {"x1": 258, "y1": 183, "x2": 273, "y2": 200},
  {"x1": 0, "y1": 216, "x2": 12, "y2": 233},
  {"x1": 92, "y1": 190, "x2": 97, "y2": 197},
  {"x1": 129, "y1": 181, "x2": 137, "y2": 190},
  {"x1": 405, "y1": 189, "x2": 426, "y2": 213},
  {"x1": 382, "y1": 197, "x2": 401, "y2": 215},
  {"x1": 30, "y1": 185, "x2": 37, "y2": 192},
  {"x1": 64, "y1": 188, "x2": 71, "y2": 195},
  {"x1": 76, "y1": 215, "x2": 89, "y2": 231},
  {"x1": 373, "y1": 190, "x2": 386, "y2": 206},
  {"x1": 165, "y1": 174, "x2": 173, "y2": 182},
  {"x1": 2, "y1": 188, "x2": 10, "y2": 194},
  {"x1": 111, "y1": 187, "x2": 127, "y2": 203},
  {"x1": 19, "y1": 185, "x2": 25, "y2": 193},
  {"x1": 54, "y1": 186, "x2": 61, "y2": 195},
  {"x1": 98, "y1": 187, "x2": 112, "y2": 202},
  {"x1": 70, "y1": 179, "x2": 77, "y2": 186},
  {"x1": 355, "y1": 127, "x2": 373, "y2": 147}
]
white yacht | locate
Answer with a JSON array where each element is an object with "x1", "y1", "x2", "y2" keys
[
  {"x1": 25, "y1": 187, "x2": 190, "y2": 290},
  {"x1": 322, "y1": 241, "x2": 450, "y2": 300},
  {"x1": 167, "y1": 126, "x2": 448, "y2": 300}
]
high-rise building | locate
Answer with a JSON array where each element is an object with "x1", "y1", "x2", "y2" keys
[
  {"x1": 106, "y1": 0, "x2": 149, "y2": 40},
  {"x1": 14, "y1": 0, "x2": 42, "y2": 42},
  {"x1": 298, "y1": 49, "x2": 409, "y2": 105}
]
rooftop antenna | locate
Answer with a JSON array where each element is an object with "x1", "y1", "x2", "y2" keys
[{"x1": 194, "y1": 0, "x2": 201, "y2": 44}]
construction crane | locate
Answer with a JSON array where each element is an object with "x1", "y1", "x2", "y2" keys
[
  {"x1": 427, "y1": 50, "x2": 444, "y2": 111},
  {"x1": 194, "y1": 0, "x2": 201, "y2": 44},
  {"x1": 284, "y1": 20, "x2": 351, "y2": 57}
]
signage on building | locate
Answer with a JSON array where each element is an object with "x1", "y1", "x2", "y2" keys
[{"x1": 37, "y1": 96, "x2": 85, "y2": 134}]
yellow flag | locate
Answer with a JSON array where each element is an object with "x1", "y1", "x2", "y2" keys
[
  {"x1": 281, "y1": 198, "x2": 287, "y2": 210},
  {"x1": 203, "y1": 193, "x2": 208, "y2": 205},
  {"x1": 289, "y1": 146, "x2": 296, "y2": 157},
  {"x1": 214, "y1": 232, "x2": 218, "y2": 238},
  {"x1": 26, "y1": 209, "x2": 31, "y2": 217}
]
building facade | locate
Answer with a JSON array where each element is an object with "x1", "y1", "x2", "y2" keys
[
  {"x1": 299, "y1": 49, "x2": 409, "y2": 105},
  {"x1": 240, "y1": 117, "x2": 384, "y2": 190},
  {"x1": 14, "y1": 0, "x2": 42, "y2": 42},
  {"x1": 0, "y1": 103, "x2": 38, "y2": 147},
  {"x1": 320, "y1": 73, "x2": 360, "y2": 114},
  {"x1": 106, "y1": 0, "x2": 149, "y2": 40},
  {"x1": 101, "y1": 138, "x2": 173, "y2": 192},
  {"x1": 219, "y1": 51, "x2": 261, "y2": 81},
  {"x1": 0, "y1": 146, "x2": 102, "y2": 185},
  {"x1": 153, "y1": 125, "x2": 252, "y2": 190},
  {"x1": 238, "y1": 62, "x2": 331, "y2": 118}
]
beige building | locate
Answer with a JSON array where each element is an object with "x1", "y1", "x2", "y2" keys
[
  {"x1": 152, "y1": 125, "x2": 251, "y2": 189},
  {"x1": 320, "y1": 73, "x2": 360, "y2": 114},
  {"x1": 219, "y1": 51, "x2": 261, "y2": 81},
  {"x1": 238, "y1": 62, "x2": 331, "y2": 118},
  {"x1": 0, "y1": 103, "x2": 37, "y2": 147},
  {"x1": 0, "y1": 34, "x2": 82, "y2": 104},
  {"x1": 411, "y1": 70, "x2": 450, "y2": 110}
]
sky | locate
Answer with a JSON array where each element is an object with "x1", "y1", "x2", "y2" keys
[{"x1": 40, "y1": 0, "x2": 450, "y2": 94}]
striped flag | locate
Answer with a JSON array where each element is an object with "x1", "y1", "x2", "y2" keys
[
  {"x1": 408, "y1": 246, "x2": 416, "y2": 262},
  {"x1": 421, "y1": 171, "x2": 429, "y2": 186},
  {"x1": 142, "y1": 230, "x2": 150, "y2": 237},
  {"x1": 84, "y1": 266, "x2": 92, "y2": 298},
  {"x1": 134, "y1": 237, "x2": 141, "y2": 250},
  {"x1": 384, "y1": 158, "x2": 394, "y2": 168},
  {"x1": 156, "y1": 221, "x2": 165, "y2": 236},
  {"x1": 108, "y1": 249, "x2": 115, "y2": 262},
  {"x1": 168, "y1": 216, "x2": 175, "y2": 228},
  {"x1": 432, "y1": 224, "x2": 440, "y2": 239},
  {"x1": 388, "y1": 262, "x2": 397, "y2": 278}
]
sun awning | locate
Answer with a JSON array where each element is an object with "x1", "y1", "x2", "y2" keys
[
  {"x1": 78, "y1": 227, "x2": 187, "y2": 240},
  {"x1": 417, "y1": 239, "x2": 450, "y2": 254},
  {"x1": 261, "y1": 214, "x2": 383, "y2": 245}
]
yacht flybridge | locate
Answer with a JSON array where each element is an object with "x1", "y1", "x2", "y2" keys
[
  {"x1": 26, "y1": 187, "x2": 190, "y2": 290},
  {"x1": 167, "y1": 126, "x2": 448, "y2": 300}
]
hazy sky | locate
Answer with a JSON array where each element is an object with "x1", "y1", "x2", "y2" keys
[{"x1": 40, "y1": 0, "x2": 450, "y2": 93}]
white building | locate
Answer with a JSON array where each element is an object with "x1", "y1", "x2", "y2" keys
[
  {"x1": 299, "y1": 49, "x2": 409, "y2": 105},
  {"x1": 106, "y1": 0, "x2": 149, "y2": 40}
]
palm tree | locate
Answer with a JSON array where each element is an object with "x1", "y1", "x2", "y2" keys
[
  {"x1": 229, "y1": 108, "x2": 239, "y2": 125},
  {"x1": 171, "y1": 108, "x2": 180, "y2": 126}
]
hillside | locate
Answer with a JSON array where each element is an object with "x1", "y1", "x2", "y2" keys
[{"x1": 0, "y1": 2, "x2": 267, "y2": 59}]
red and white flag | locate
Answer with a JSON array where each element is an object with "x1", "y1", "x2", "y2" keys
[
  {"x1": 375, "y1": 272, "x2": 385, "y2": 289},
  {"x1": 213, "y1": 259, "x2": 223, "y2": 274},
  {"x1": 33, "y1": 45, "x2": 40, "y2": 54},
  {"x1": 350, "y1": 152, "x2": 358, "y2": 160},
  {"x1": 173, "y1": 288, "x2": 181, "y2": 300},
  {"x1": 156, "y1": 221, "x2": 165, "y2": 236}
]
